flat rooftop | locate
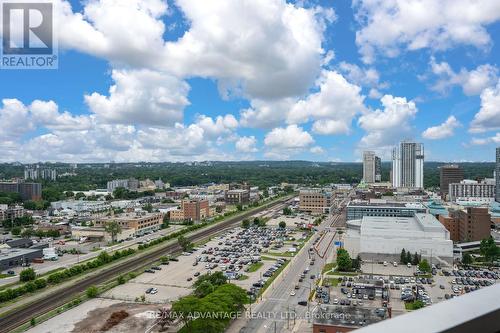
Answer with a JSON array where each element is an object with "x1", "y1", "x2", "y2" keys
[
  {"x1": 348, "y1": 201, "x2": 425, "y2": 209},
  {"x1": 360, "y1": 213, "x2": 445, "y2": 233},
  {"x1": 0, "y1": 248, "x2": 41, "y2": 260},
  {"x1": 105, "y1": 212, "x2": 161, "y2": 221}
]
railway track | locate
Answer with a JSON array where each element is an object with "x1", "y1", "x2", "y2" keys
[{"x1": 0, "y1": 197, "x2": 289, "y2": 333}]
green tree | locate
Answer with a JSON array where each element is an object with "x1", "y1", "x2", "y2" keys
[
  {"x1": 178, "y1": 235, "x2": 193, "y2": 252},
  {"x1": 462, "y1": 253, "x2": 473, "y2": 265},
  {"x1": 278, "y1": 221, "x2": 286, "y2": 229},
  {"x1": 117, "y1": 275, "x2": 126, "y2": 284},
  {"x1": 194, "y1": 280, "x2": 215, "y2": 298},
  {"x1": 20, "y1": 268, "x2": 36, "y2": 282},
  {"x1": 479, "y1": 237, "x2": 500, "y2": 263},
  {"x1": 253, "y1": 217, "x2": 265, "y2": 227},
  {"x1": 23, "y1": 201, "x2": 38, "y2": 210},
  {"x1": 193, "y1": 272, "x2": 227, "y2": 289},
  {"x1": 241, "y1": 219, "x2": 250, "y2": 229},
  {"x1": 282, "y1": 207, "x2": 292, "y2": 215},
  {"x1": 418, "y1": 259, "x2": 431, "y2": 273},
  {"x1": 97, "y1": 251, "x2": 112, "y2": 264},
  {"x1": 172, "y1": 283, "x2": 247, "y2": 333},
  {"x1": 65, "y1": 191, "x2": 74, "y2": 198},
  {"x1": 400, "y1": 249, "x2": 406, "y2": 264},
  {"x1": 406, "y1": 251, "x2": 412, "y2": 265},
  {"x1": 411, "y1": 300, "x2": 425, "y2": 310},
  {"x1": 104, "y1": 221, "x2": 122, "y2": 243},
  {"x1": 412, "y1": 252, "x2": 420, "y2": 265},
  {"x1": 160, "y1": 256, "x2": 170, "y2": 264},
  {"x1": 112, "y1": 187, "x2": 128, "y2": 199},
  {"x1": 336, "y1": 248, "x2": 352, "y2": 272},
  {"x1": 21, "y1": 228, "x2": 34, "y2": 238},
  {"x1": 11, "y1": 227, "x2": 21, "y2": 236},
  {"x1": 86, "y1": 286, "x2": 99, "y2": 298},
  {"x1": 172, "y1": 295, "x2": 200, "y2": 330},
  {"x1": 42, "y1": 188, "x2": 64, "y2": 202},
  {"x1": 352, "y1": 254, "x2": 361, "y2": 270},
  {"x1": 143, "y1": 203, "x2": 153, "y2": 213}
]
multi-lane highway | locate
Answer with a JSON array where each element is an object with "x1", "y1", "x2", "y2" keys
[
  {"x1": 234, "y1": 196, "x2": 349, "y2": 333},
  {"x1": 239, "y1": 209, "x2": 344, "y2": 333}
]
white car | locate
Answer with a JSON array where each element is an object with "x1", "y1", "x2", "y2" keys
[
  {"x1": 290, "y1": 290, "x2": 296, "y2": 296},
  {"x1": 407, "y1": 263, "x2": 412, "y2": 268},
  {"x1": 150, "y1": 288, "x2": 158, "y2": 294},
  {"x1": 383, "y1": 261, "x2": 388, "y2": 266},
  {"x1": 333, "y1": 298, "x2": 339, "y2": 304}
]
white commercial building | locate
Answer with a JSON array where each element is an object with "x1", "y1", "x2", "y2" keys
[
  {"x1": 448, "y1": 179, "x2": 496, "y2": 204},
  {"x1": 391, "y1": 141, "x2": 424, "y2": 189},
  {"x1": 51, "y1": 200, "x2": 110, "y2": 213},
  {"x1": 345, "y1": 213, "x2": 453, "y2": 260}
]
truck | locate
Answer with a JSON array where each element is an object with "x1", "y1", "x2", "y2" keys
[{"x1": 43, "y1": 248, "x2": 58, "y2": 261}]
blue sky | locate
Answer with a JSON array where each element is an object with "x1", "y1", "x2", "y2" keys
[{"x1": 1, "y1": 0, "x2": 499, "y2": 163}]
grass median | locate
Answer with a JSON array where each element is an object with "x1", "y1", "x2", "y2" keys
[{"x1": 247, "y1": 262, "x2": 264, "y2": 273}]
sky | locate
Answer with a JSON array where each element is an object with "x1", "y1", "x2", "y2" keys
[{"x1": 1, "y1": 0, "x2": 500, "y2": 163}]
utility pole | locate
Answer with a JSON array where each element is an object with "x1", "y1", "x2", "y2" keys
[{"x1": 287, "y1": 305, "x2": 289, "y2": 329}]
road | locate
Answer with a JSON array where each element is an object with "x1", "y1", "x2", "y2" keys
[
  {"x1": 0, "y1": 196, "x2": 292, "y2": 333},
  {"x1": 239, "y1": 213, "x2": 339, "y2": 333},
  {"x1": 235, "y1": 197, "x2": 349, "y2": 333}
]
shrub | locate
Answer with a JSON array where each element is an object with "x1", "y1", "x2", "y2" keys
[
  {"x1": 86, "y1": 286, "x2": 99, "y2": 298},
  {"x1": 25, "y1": 282, "x2": 37, "y2": 293},
  {"x1": 20, "y1": 268, "x2": 36, "y2": 282},
  {"x1": 34, "y1": 279, "x2": 47, "y2": 289}
]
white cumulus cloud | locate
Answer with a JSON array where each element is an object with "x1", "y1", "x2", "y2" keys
[
  {"x1": 429, "y1": 57, "x2": 498, "y2": 95},
  {"x1": 469, "y1": 80, "x2": 500, "y2": 133},
  {"x1": 354, "y1": 0, "x2": 500, "y2": 63},
  {"x1": 235, "y1": 136, "x2": 258, "y2": 153},
  {"x1": 288, "y1": 71, "x2": 366, "y2": 134},
  {"x1": 264, "y1": 124, "x2": 314, "y2": 149},
  {"x1": 422, "y1": 116, "x2": 461, "y2": 139},
  {"x1": 358, "y1": 95, "x2": 418, "y2": 148},
  {"x1": 84, "y1": 69, "x2": 190, "y2": 126}
]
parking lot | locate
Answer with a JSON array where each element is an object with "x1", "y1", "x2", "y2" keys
[
  {"x1": 103, "y1": 226, "x2": 296, "y2": 304},
  {"x1": 265, "y1": 213, "x2": 315, "y2": 228},
  {"x1": 321, "y1": 262, "x2": 500, "y2": 316}
]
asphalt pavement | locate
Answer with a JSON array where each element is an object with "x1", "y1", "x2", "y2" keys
[{"x1": 238, "y1": 212, "x2": 343, "y2": 333}]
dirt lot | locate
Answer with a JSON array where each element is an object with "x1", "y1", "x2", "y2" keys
[{"x1": 26, "y1": 299, "x2": 161, "y2": 333}]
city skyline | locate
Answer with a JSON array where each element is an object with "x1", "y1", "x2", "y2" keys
[{"x1": 1, "y1": 1, "x2": 500, "y2": 163}]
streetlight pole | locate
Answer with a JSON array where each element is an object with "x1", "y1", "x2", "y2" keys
[{"x1": 287, "y1": 305, "x2": 289, "y2": 330}]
